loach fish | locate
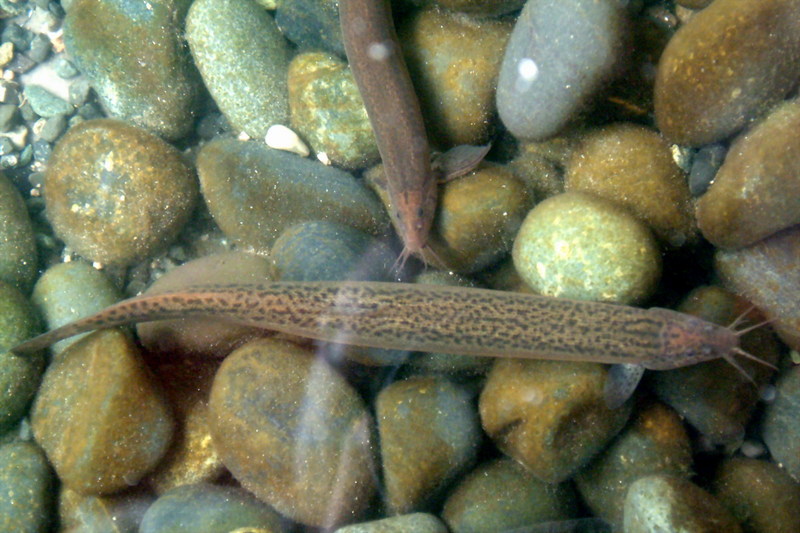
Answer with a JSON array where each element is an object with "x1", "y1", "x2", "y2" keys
[
  {"x1": 339, "y1": 0, "x2": 488, "y2": 267},
  {"x1": 10, "y1": 281, "x2": 774, "y2": 407}
]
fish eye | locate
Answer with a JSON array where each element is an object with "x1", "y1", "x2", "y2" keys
[{"x1": 417, "y1": 207, "x2": 425, "y2": 218}]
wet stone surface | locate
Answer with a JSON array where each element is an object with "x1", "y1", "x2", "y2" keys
[
  {"x1": 655, "y1": 0, "x2": 800, "y2": 146},
  {"x1": 197, "y1": 138, "x2": 388, "y2": 254},
  {"x1": 31, "y1": 329, "x2": 174, "y2": 494},
  {"x1": 208, "y1": 338, "x2": 376, "y2": 528},
  {"x1": 44, "y1": 119, "x2": 198, "y2": 266},
  {"x1": 512, "y1": 191, "x2": 661, "y2": 305}
]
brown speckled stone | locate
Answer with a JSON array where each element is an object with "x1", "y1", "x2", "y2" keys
[
  {"x1": 31, "y1": 329, "x2": 174, "y2": 494},
  {"x1": 0, "y1": 441, "x2": 54, "y2": 532},
  {"x1": 399, "y1": 7, "x2": 513, "y2": 147},
  {"x1": 655, "y1": 0, "x2": 800, "y2": 146},
  {"x1": 377, "y1": 376, "x2": 481, "y2": 514},
  {"x1": 44, "y1": 119, "x2": 198, "y2": 266},
  {"x1": 712, "y1": 457, "x2": 800, "y2": 533},
  {"x1": 208, "y1": 338, "x2": 376, "y2": 528},
  {"x1": 479, "y1": 359, "x2": 632, "y2": 483},
  {"x1": 575, "y1": 402, "x2": 693, "y2": 530},
  {"x1": 696, "y1": 99, "x2": 800, "y2": 249},
  {"x1": 146, "y1": 357, "x2": 225, "y2": 494},
  {"x1": 566, "y1": 123, "x2": 696, "y2": 246}
]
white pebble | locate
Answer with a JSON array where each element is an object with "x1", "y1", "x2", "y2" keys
[{"x1": 264, "y1": 124, "x2": 309, "y2": 157}]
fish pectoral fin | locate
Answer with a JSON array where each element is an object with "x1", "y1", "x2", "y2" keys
[
  {"x1": 604, "y1": 363, "x2": 645, "y2": 409},
  {"x1": 433, "y1": 143, "x2": 491, "y2": 182}
]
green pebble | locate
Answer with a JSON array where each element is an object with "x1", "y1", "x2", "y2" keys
[
  {"x1": 186, "y1": 0, "x2": 290, "y2": 139},
  {"x1": 624, "y1": 475, "x2": 742, "y2": 533},
  {"x1": 197, "y1": 138, "x2": 388, "y2": 253},
  {"x1": 208, "y1": 338, "x2": 376, "y2": 528},
  {"x1": 575, "y1": 402, "x2": 693, "y2": 529},
  {"x1": 0, "y1": 282, "x2": 44, "y2": 434},
  {"x1": 45, "y1": 119, "x2": 198, "y2": 266},
  {"x1": 0, "y1": 173, "x2": 37, "y2": 292},
  {"x1": 31, "y1": 260, "x2": 121, "y2": 355},
  {"x1": 63, "y1": 0, "x2": 199, "y2": 139},
  {"x1": 23, "y1": 85, "x2": 72, "y2": 118},
  {"x1": 31, "y1": 329, "x2": 174, "y2": 494},
  {"x1": 442, "y1": 458, "x2": 577, "y2": 532},
  {"x1": 762, "y1": 366, "x2": 800, "y2": 480},
  {"x1": 512, "y1": 191, "x2": 661, "y2": 305},
  {"x1": 288, "y1": 51, "x2": 379, "y2": 170},
  {"x1": 335, "y1": 513, "x2": 448, "y2": 533},
  {"x1": 377, "y1": 376, "x2": 481, "y2": 514},
  {"x1": 0, "y1": 441, "x2": 55, "y2": 532},
  {"x1": 271, "y1": 220, "x2": 393, "y2": 282},
  {"x1": 140, "y1": 483, "x2": 284, "y2": 533}
]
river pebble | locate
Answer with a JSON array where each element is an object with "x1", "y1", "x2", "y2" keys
[
  {"x1": 197, "y1": 138, "x2": 388, "y2": 253},
  {"x1": 648, "y1": 286, "x2": 779, "y2": 445},
  {"x1": 435, "y1": 0, "x2": 524, "y2": 16},
  {"x1": 479, "y1": 359, "x2": 632, "y2": 483},
  {"x1": 0, "y1": 172, "x2": 37, "y2": 292},
  {"x1": 762, "y1": 366, "x2": 800, "y2": 480},
  {"x1": 0, "y1": 283, "x2": 43, "y2": 434},
  {"x1": 496, "y1": 0, "x2": 628, "y2": 140},
  {"x1": 63, "y1": 0, "x2": 198, "y2": 139},
  {"x1": 377, "y1": 376, "x2": 481, "y2": 514},
  {"x1": 696, "y1": 99, "x2": 800, "y2": 249},
  {"x1": 139, "y1": 483, "x2": 284, "y2": 533},
  {"x1": 654, "y1": 0, "x2": 800, "y2": 146},
  {"x1": 288, "y1": 52, "x2": 378, "y2": 170},
  {"x1": 624, "y1": 475, "x2": 742, "y2": 533},
  {"x1": 31, "y1": 260, "x2": 120, "y2": 355},
  {"x1": 398, "y1": 6, "x2": 512, "y2": 147},
  {"x1": 136, "y1": 251, "x2": 274, "y2": 358},
  {"x1": 208, "y1": 338, "x2": 376, "y2": 528},
  {"x1": 145, "y1": 356, "x2": 224, "y2": 494},
  {"x1": 574, "y1": 402, "x2": 693, "y2": 530},
  {"x1": 442, "y1": 457, "x2": 578, "y2": 532},
  {"x1": 59, "y1": 486, "x2": 154, "y2": 532},
  {"x1": 271, "y1": 221, "x2": 393, "y2": 282},
  {"x1": 276, "y1": 0, "x2": 343, "y2": 54},
  {"x1": 429, "y1": 163, "x2": 532, "y2": 273},
  {"x1": 186, "y1": 0, "x2": 290, "y2": 139},
  {"x1": 711, "y1": 457, "x2": 800, "y2": 533},
  {"x1": 335, "y1": 513, "x2": 447, "y2": 533},
  {"x1": 31, "y1": 329, "x2": 174, "y2": 494},
  {"x1": 368, "y1": 162, "x2": 532, "y2": 273},
  {"x1": 0, "y1": 440, "x2": 54, "y2": 532},
  {"x1": 715, "y1": 226, "x2": 800, "y2": 351},
  {"x1": 565, "y1": 123, "x2": 696, "y2": 246},
  {"x1": 512, "y1": 191, "x2": 661, "y2": 304},
  {"x1": 44, "y1": 119, "x2": 198, "y2": 266}
]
